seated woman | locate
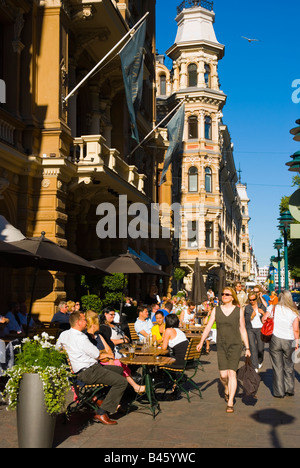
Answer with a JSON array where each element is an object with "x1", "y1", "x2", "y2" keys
[
  {"x1": 99, "y1": 306, "x2": 130, "y2": 359},
  {"x1": 86, "y1": 310, "x2": 145, "y2": 394},
  {"x1": 151, "y1": 310, "x2": 165, "y2": 344},
  {"x1": 162, "y1": 314, "x2": 189, "y2": 368},
  {"x1": 179, "y1": 300, "x2": 196, "y2": 327}
]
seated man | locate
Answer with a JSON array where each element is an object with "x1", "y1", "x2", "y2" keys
[
  {"x1": 51, "y1": 301, "x2": 70, "y2": 330},
  {"x1": 56, "y1": 311, "x2": 128, "y2": 425},
  {"x1": 134, "y1": 305, "x2": 153, "y2": 341},
  {"x1": 3, "y1": 302, "x2": 23, "y2": 336},
  {"x1": 151, "y1": 301, "x2": 173, "y2": 323},
  {"x1": 18, "y1": 301, "x2": 36, "y2": 331}
]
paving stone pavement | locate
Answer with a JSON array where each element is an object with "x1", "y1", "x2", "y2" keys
[{"x1": 1, "y1": 345, "x2": 300, "y2": 449}]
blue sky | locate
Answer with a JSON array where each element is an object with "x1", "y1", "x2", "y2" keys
[{"x1": 156, "y1": 0, "x2": 300, "y2": 268}]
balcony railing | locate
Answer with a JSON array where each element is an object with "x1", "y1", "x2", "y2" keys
[{"x1": 177, "y1": 0, "x2": 214, "y2": 15}]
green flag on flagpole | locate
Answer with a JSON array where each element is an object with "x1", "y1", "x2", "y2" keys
[
  {"x1": 120, "y1": 20, "x2": 147, "y2": 143},
  {"x1": 159, "y1": 104, "x2": 185, "y2": 186}
]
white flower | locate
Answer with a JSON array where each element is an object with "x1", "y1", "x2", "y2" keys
[
  {"x1": 33, "y1": 335, "x2": 40, "y2": 341},
  {"x1": 41, "y1": 332, "x2": 49, "y2": 340}
]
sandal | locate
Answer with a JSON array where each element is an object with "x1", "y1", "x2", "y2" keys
[
  {"x1": 226, "y1": 406, "x2": 234, "y2": 413},
  {"x1": 224, "y1": 393, "x2": 229, "y2": 403}
]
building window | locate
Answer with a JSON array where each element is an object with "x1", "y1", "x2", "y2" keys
[
  {"x1": 160, "y1": 74, "x2": 166, "y2": 96},
  {"x1": 243, "y1": 262, "x2": 246, "y2": 272},
  {"x1": 205, "y1": 167, "x2": 212, "y2": 193},
  {"x1": 205, "y1": 222, "x2": 214, "y2": 248},
  {"x1": 242, "y1": 243, "x2": 246, "y2": 253},
  {"x1": 204, "y1": 116, "x2": 212, "y2": 140},
  {"x1": 188, "y1": 166, "x2": 198, "y2": 192},
  {"x1": 188, "y1": 220, "x2": 198, "y2": 248},
  {"x1": 188, "y1": 63, "x2": 197, "y2": 88},
  {"x1": 188, "y1": 115, "x2": 198, "y2": 139},
  {"x1": 204, "y1": 64, "x2": 211, "y2": 88}
]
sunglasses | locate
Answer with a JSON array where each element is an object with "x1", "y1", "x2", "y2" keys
[
  {"x1": 222, "y1": 293, "x2": 232, "y2": 297},
  {"x1": 249, "y1": 299, "x2": 256, "y2": 302}
]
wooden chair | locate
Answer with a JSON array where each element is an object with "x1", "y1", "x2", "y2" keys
[
  {"x1": 160, "y1": 338, "x2": 204, "y2": 402},
  {"x1": 128, "y1": 322, "x2": 139, "y2": 341},
  {"x1": 63, "y1": 349, "x2": 108, "y2": 420}
]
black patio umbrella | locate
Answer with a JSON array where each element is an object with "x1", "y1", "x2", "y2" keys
[
  {"x1": 92, "y1": 251, "x2": 169, "y2": 314},
  {"x1": 0, "y1": 239, "x2": 40, "y2": 268},
  {"x1": 191, "y1": 258, "x2": 207, "y2": 306},
  {"x1": 92, "y1": 251, "x2": 168, "y2": 276},
  {"x1": 208, "y1": 265, "x2": 226, "y2": 300},
  {"x1": 10, "y1": 232, "x2": 106, "y2": 275},
  {"x1": 9, "y1": 232, "x2": 108, "y2": 334}
]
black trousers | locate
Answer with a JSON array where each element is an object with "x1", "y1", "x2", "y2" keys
[
  {"x1": 77, "y1": 363, "x2": 128, "y2": 414},
  {"x1": 247, "y1": 327, "x2": 265, "y2": 369}
]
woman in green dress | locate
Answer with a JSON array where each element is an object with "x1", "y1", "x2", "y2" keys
[{"x1": 197, "y1": 287, "x2": 251, "y2": 413}]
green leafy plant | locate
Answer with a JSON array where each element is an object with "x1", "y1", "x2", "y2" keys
[
  {"x1": 2, "y1": 333, "x2": 71, "y2": 415},
  {"x1": 80, "y1": 294, "x2": 102, "y2": 313},
  {"x1": 173, "y1": 268, "x2": 186, "y2": 281}
]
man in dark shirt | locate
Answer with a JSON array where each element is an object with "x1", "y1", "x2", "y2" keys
[{"x1": 51, "y1": 301, "x2": 70, "y2": 330}]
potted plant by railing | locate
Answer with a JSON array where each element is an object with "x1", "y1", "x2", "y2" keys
[{"x1": 2, "y1": 333, "x2": 71, "y2": 448}]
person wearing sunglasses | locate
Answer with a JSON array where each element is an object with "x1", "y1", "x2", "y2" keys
[
  {"x1": 244, "y1": 292, "x2": 266, "y2": 372},
  {"x1": 197, "y1": 287, "x2": 250, "y2": 413}
]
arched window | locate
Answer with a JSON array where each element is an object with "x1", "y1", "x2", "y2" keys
[
  {"x1": 160, "y1": 74, "x2": 166, "y2": 96},
  {"x1": 188, "y1": 166, "x2": 198, "y2": 192},
  {"x1": 205, "y1": 167, "x2": 212, "y2": 193},
  {"x1": 204, "y1": 64, "x2": 211, "y2": 88},
  {"x1": 188, "y1": 63, "x2": 198, "y2": 88},
  {"x1": 204, "y1": 115, "x2": 212, "y2": 140},
  {"x1": 188, "y1": 115, "x2": 198, "y2": 139}
]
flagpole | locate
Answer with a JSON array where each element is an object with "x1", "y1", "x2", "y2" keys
[
  {"x1": 126, "y1": 99, "x2": 185, "y2": 158},
  {"x1": 63, "y1": 11, "x2": 149, "y2": 102}
]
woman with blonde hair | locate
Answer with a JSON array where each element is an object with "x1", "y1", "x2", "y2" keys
[
  {"x1": 67, "y1": 300, "x2": 75, "y2": 313},
  {"x1": 197, "y1": 287, "x2": 251, "y2": 413},
  {"x1": 263, "y1": 290, "x2": 299, "y2": 398},
  {"x1": 85, "y1": 310, "x2": 145, "y2": 394}
]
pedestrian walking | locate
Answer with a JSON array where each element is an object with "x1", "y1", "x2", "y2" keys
[
  {"x1": 263, "y1": 290, "x2": 299, "y2": 398},
  {"x1": 244, "y1": 292, "x2": 266, "y2": 372},
  {"x1": 197, "y1": 287, "x2": 251, "y2": 413}
]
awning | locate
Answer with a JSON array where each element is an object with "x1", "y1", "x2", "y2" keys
[{"x1": 128, "y1": 247, "x2": 161, "y2": 269}]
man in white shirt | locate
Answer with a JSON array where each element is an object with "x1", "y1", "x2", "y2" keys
[
  {"x1": 56, "y1": 311, "x2": 128, "y2": 425},
  {"x1": 134, "y1": 305, "x2": 153, "y2": 341}
]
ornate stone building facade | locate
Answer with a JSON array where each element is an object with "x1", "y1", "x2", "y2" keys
[
  {"x1": 156, "y1": 0, "x2": 252, "y2": 291},
  {"x1": 0, "y1": 0, "x2": 171, "y2": 318}
]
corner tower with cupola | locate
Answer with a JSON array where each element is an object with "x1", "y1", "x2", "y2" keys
[{"x1": 156, "y1": 0, "x2": 247, "y2": 290}]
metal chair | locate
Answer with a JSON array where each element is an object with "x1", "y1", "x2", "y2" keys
[
  {"x1": 64, "y1": 350, "x2": 108, "y2": 420},
  {"x1": 160, "y1": 338, "x2": 204, "y2": 402}
]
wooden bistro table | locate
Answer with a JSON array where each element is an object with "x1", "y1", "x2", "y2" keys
[
  {"x1": 183, "y1": 325, "x2": 204, "y2": 340},
  {"x1": 120, "y1": 353, "x2": 175, "y2": 418}
]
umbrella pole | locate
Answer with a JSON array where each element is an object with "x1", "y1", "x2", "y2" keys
[
  {"x1": 26, "y1": 267, "x2": 39, "y2": 337},
  {"x1": 119, "y1": 274, "x2": 127, "y2": 316}
]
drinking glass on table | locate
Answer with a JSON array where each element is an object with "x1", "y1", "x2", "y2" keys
[{"x1": 128, "y1": 347, "x2": 135, "y2": 359}]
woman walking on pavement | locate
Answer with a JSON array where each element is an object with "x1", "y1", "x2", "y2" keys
[
  {"x1": 197, "y1": 287, "x2": 251, "y2": 413},
  {"x1": 244, "y1": 292, "x2": 266, "y2": 372},
  {"x1": 263, "y1": 290, "x2": 299, "y2": 398}
]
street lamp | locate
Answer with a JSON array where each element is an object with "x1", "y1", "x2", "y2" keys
[
  {"x1": 278, "y1": 210, "x2": 293, "y2": 290},
  {"x1": 269, "y1": 256, "x2": 276, "y2": 292},
  {"x1": 274, "y1": 238, "x2": 283, "y2": 293}
]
